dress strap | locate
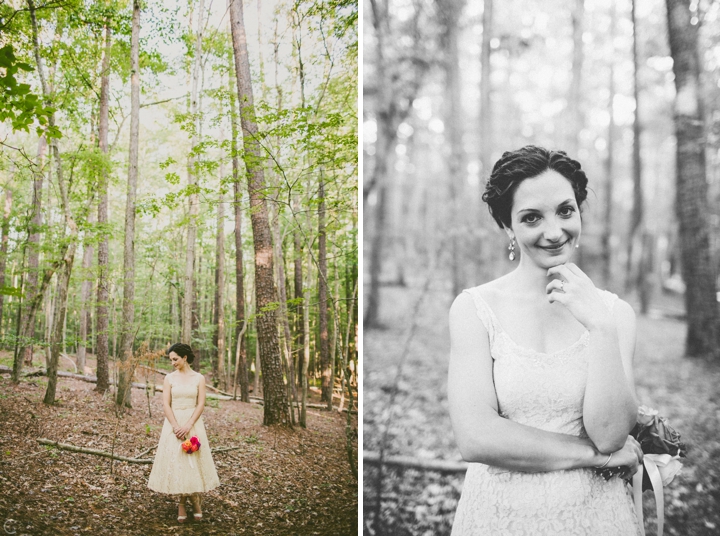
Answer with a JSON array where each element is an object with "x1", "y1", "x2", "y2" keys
[
  {"x1": 463, "y1": 287, "x2": 496, "y2": 348},
  {"x1": 596, "y1": 289, "x2": 619, "y2": 311}
]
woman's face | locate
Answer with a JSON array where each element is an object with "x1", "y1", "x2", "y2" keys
[
  {"x1": 506, "y1": 169, "x2": 581, "y2": 269},
  {"x1": 169, "y1": 351, "x2": 188, "y2": 370}
]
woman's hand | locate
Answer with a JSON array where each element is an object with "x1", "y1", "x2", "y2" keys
[
  {"x1": 545, "y1": 263, "x2": 612, "y2": 331},
  {"x1": 600, "y1": 435, "x2": 643, "y2": 479},
  {"x1": 174, "y1": 424, "x2": 191, "y2": 440}
]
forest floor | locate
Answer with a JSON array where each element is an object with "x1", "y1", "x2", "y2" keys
[
  {"x1": 0, "y1": 353, "x2": 358, "y2": 536},
  {"x1": 363, "y1": 281, "x2": 720, "y2": 536}
]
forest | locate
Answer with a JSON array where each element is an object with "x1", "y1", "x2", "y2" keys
[
  {"x1": 0, "y1": 0, "x2": 358, "y2": 533},
  {"x1": 363, "y1": 0, "x2": 720, "y2": 534}
]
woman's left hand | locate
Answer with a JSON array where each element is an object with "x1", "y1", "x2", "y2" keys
[
  {"x1": 546, "y1": 263, "x2": 612, "y2": 331},
  {"x1": 174, "y1": 424, "x2": 192, "y2": 440}
]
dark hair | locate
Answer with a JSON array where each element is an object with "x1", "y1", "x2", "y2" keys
[
  {"x1": 482, "y1": 145, "x2": 589, "y2": 229},
  {"x1": 168, "y1": 343, "x2": 195, "y2": 365}
]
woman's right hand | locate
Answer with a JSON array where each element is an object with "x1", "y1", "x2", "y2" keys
[{"x1": 601, "y1": 435, "x2": 643, "y2": 478}]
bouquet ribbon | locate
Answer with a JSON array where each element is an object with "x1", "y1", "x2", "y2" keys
[{"x1": 632, "y1": 455, "x2": 665, "y2": 536}]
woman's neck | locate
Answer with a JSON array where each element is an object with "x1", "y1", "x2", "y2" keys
[
  {"x1": 507, "y1": 256, "x2": 564, "y2": 296},
  {"x1": 176, "y1": 365, "x2": 192, "y2": 374}
]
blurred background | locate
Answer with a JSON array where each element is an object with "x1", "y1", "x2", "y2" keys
[{"x1": 362, "y1": 0, "x2": 720, "y2": 534}]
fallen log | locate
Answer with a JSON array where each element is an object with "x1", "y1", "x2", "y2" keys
[
  {"x1": 363, "y1": 451, "x2": 468, "y2": 474},
  {"x1": 38, "y1": 438, "x2": 243, "y2": 463}
]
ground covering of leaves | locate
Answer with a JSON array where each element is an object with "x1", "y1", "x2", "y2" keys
[
  {"x1": 0, "y1": 356, "x2": 358, "y2": 536},
  {"x1": 363, "y1": 282, "x2": 720, "y2": 536}
]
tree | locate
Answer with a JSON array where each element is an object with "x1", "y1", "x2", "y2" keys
[
  {"x1": 95, "y1": 14, "x2": 112, "y2": 394},
  {"x1": 229, "y1": 0, "x2": 290, "y2": 426},
  {"x1": 665, "y1": 0, "x2": 720, "y2": 357},
  {"x1": 116, "y1": 0, "x2": 141, "y2": 407}
]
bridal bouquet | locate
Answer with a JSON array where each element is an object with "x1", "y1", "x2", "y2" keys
[
  {"x1": 595, "y1": 406, "x2": 687, "y2": 536},
  {"x1": 182, "y1": 436, "x2": 201, "y2": 453},
  {"x1": 595, "y1": 405, "x2": 687, "y2": 488}
]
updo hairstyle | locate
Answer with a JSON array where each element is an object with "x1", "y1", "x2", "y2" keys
[
  {"x1": 482, "y1": 145, "x2": 589, "y2": 229},
  {"x1": 168, "y1": 343, "x2": 195, "y2": 365}
]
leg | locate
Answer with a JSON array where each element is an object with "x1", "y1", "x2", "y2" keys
[
  {"x1": 178, "y1": 495, "x2": 188, "y2": 523},
  {"x1": 191, "y1": 493, "x2": 202, "y2": 521}
]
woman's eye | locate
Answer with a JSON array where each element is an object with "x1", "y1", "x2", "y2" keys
[
  {"x1": 559, "y1": 206, "x2": 576, "y2": 217},
  {"x1": 522, "y1": 214, "x2": 540, "y2": 224}
]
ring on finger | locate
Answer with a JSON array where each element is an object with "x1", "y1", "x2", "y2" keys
[{"x1": 559, "y1": 280, "x2": 565, "y2": 292}]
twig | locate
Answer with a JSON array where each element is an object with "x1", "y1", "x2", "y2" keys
[
  {"x1": 37, "y1": 438, "x2": 153, "y2": 464},
  {"x1": 363, "y1": 451, "x2": 468, "y2": 474}
]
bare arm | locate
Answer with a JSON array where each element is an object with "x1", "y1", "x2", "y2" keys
[
  {"x1": 184, "y1": 374, "x2": 206, "y2": 429},
  {"x1": 448, "y1": 292, "x2": 609, "y2": 472},
  {"x1": 162, "y1": 375, "x2": 179, "y2": 429},
  {"x1": 581, "y1": 298, "x2": 638, "y2": 453}
]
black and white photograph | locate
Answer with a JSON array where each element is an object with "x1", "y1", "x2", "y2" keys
[{"x1": 363, "y1": 0, "x2": 720, "y2": 534}]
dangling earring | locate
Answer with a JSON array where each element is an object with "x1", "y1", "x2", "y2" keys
[{"x1": 508, "y1": 239, "x2": 516, "y2": 261}]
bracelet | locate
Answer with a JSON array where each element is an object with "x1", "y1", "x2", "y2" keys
[{"x1": 596, "y1": 452, "x2": 613, "y2": 469}]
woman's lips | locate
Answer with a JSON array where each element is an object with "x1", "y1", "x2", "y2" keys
[{"x1": 539, "y1": 240, "x2": 568, "y2": 252}]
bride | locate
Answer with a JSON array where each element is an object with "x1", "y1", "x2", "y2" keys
[{"x1": 448, "y1": 146, "x2": 644, "y2": 534}]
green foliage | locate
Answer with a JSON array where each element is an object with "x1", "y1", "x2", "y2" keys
[{"x1": 0, "y1": 45, "x2": 59, "y2": 138}]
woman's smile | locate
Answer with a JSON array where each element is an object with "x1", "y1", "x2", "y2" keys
[{"x1": 538, "y1": 239, "x2": 570, "y2": 254}]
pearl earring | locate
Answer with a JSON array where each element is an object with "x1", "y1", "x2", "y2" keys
[{"x1": 508, "y1": 239, "x2": 516, "y2": 261}]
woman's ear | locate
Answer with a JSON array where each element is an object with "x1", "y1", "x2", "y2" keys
[{"x1": 503, "y1": 225, "x2": 514, "y2": 241}]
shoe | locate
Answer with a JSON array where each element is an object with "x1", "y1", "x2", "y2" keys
[
  {"x1": 191, "y1": 495, "x2": 202, "y2": 521},
  {"x1": 178, "y1": 497, "x2": 188, "y2": 523}
]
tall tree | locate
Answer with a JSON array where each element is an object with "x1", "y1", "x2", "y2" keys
[
  {"x1": 229, "y1": 0, "x2": 289, "y2": 425},
  {"x1": 183, "y1": 0, "x2": 205, "y2": 347},
  {"x1": 479, "y1": 0, "x2": 492, "y2": 186},
  {"x1": 212, "y1": 190, "x2": 226, "y2": 389},
  {"x1": 602, "y1": 0, "x2": 617, "y2": 287},
  {"x1": 95, "y1": 17, "x2": 112, "y2": 394},
  {"x1": 318, "y1": 172, "x2": 330, "y2": 404},
  {"x1": 116, "y1": 0, "x2": 141, "y2": 407},
  {"x1": 76, "y1": 212, "x2": 95, "y2": 373},
  {"x1": 0, "y1": 188, "x2": 12, "y2": 337},
  {"x1": 665, "y1": 0, "x2": 720, "y2": 357}
]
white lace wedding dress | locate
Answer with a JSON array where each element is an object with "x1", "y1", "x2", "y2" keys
[{"x1": 451, "y1": 286, "x2": 642, "y2": 536}]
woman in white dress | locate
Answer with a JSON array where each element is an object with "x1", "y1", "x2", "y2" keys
[
  {"x1": 448, "y1": 146, "x2": 644, "y2": 535},
  {"x1": 148, "y1": 343, "x2": 220, "y2": 523}
]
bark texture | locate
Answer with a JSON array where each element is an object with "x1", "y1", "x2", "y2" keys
[
  {"x1": 116, "y1": 0, "x2": 141, "y2": 407},
  {"x1": 95, "y1": 20, "x2": 112, "y2": 393},
  {"x1": 665, "y1": 0, "x2": 720, "y2": 357},
  {"x1": 229, "y1": 0, "x2": 289, "y2": 425}
]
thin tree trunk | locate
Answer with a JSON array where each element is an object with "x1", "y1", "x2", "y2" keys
[
  {"x1": 0, "y1": 189, "x2": 13, "y2": 338},
  {"x1": 228, "y1": 52, "x2": 249, "y2": 402},
  {"x1": 479, "y1": 0, "x2": 493, "y2": 187},
  {"x1": 116, "y1": 0, "x2": 141, "y2": 408},
  {"x1": 183, "y1": 0, "x2": 204, "y2": 346},
  {"x1": 299, "y1": 241, "x2": 312, "y2": 428},
  {"x1": 602, "y1": 0, "x2": 617, "y2": 287},
  {"x1": 665, "y1": 0, "x2": 720, "y2": 357},
  {"x1": 77, "y1": 212, "x2": 95, "y2": 373},
  {"x1": 95, "y1": 20, "x2": 112, "y2": 394},
  {"x1": 213, "y1": 190, "x2": 226, "y2": 389},
  {"x1": 229, "y1": 0, "x2": 289, "y2": 426},
  {"x1": 318, "y1": 173, "x2": 331, "y2": 404},
  {"x1": 293, "y1": 221, "x2": 303, "y2": 387},
  {"x1": 626, "y1": 0, "x2": 645, "y2": 301}
]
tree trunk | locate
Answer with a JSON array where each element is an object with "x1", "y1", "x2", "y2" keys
[
  {"x1": 318, "y1": 173, "x2": 330, "y2": 404},
  {"x1": 116, "y1": 0, "x2": 141, "y2": 408},
  {"x1": 293, "y1": 222, "x2": 303, "y2": 387},
  {"x1": 665, "y1": 0, "x2": 720, "y2": 357},
  {"x1": 77, "y1": 212, "x2": 95, "y2": 373},
  {"x1": 213, "y1": 190, "x2": 226, "y2": 390},
  {"x1": 627, "y1": 0, "x2": 646, "y2": 303},
  {"x1": 602, "y1": 0, "x2": 617, "y2": 287},
  {"x1": 95, "y1": 20, "x2": 112, "y2": 394},
  {"x1": 183, "y1": 0, "x2": 205, "y2": 346},
  {"x1": 479, "y1": 0, "x2": 493, "y2": 186},
  {"x1": 228, "y1": 50, "x2": 249, "y2": 402},
  {"x1": 271, "y1": 210, "x2": 297, "y2": 423},
  {"x1": 0, "y1": 189, "x2": 13, "y2": 338},
  {"x1": 229, "y1": 0, "x2": 290, "y2": 426}
]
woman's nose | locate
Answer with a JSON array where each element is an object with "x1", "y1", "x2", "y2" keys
[{"x1": 543, "y1": 218, "x2": 564, "y2": 241}]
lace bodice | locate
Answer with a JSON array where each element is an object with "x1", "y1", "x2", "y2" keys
[
  {"x1": 451, "y1": 286, "x2": 641, "y2": 536},
  {"x1": 168, "y1": 372, "x2": 201, "y2": 410}
]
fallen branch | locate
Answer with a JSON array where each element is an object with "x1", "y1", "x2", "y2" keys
[
  {"x1": 363, "y1": 451, "x2": 468, "y2": 474},
  {"x1": 38, "y1": 438, "x2": 243, "y2": 463},
  {"x1": 38, "y1": 438, "x2": 153, "y2": 464}
]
